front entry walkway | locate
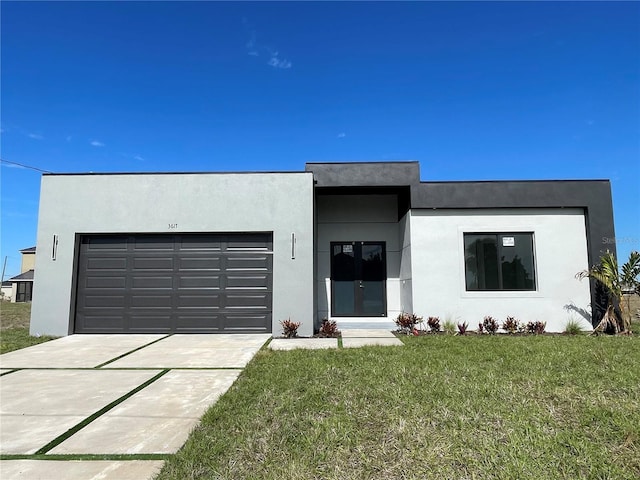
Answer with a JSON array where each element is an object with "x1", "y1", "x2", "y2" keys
[{"x1": 269, "y1": 328, "x2": 403, "y2": 350}]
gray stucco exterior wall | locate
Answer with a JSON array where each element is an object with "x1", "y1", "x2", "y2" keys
[{"x1": 31, "y1": 172, "x2": 315, "y2": 337}]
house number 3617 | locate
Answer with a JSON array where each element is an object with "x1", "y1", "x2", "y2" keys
[{"x1": 168, "y1": 223, "x2": 178, "y2": 229}]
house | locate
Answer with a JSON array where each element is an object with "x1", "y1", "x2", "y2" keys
[
  {"x1": 8, "y1": 246, "x2": 36, "y2": 303},
  {"x1": 29, "y1": 161, "x2": 615, "y2": 336}
]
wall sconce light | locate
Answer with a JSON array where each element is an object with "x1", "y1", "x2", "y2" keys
[{"x1": 52, "y1": 234, "x2": 58, "y2": 261}]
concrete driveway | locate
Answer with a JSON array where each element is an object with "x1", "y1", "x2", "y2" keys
[{"x1": 0, "y1": 333, "x2": 270, "y2": 479}]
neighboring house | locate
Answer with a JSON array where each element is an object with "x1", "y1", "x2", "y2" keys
[
  {"x1": 8, "y1": 246, "x2": 36, "y2": 303},
  {"x1": 19, "y1": 246, "x2": 36, "y2": 271},
  {"x1": 1, "y1": 281, "x2": 13, "y2": 301},
  {"x1": 29, "y1": 161, "x2": 615, "y2": 337}
]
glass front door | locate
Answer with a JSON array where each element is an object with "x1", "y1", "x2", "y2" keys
[{"x1": 331, "y1": 242, "x2": 386, "y2": 316}]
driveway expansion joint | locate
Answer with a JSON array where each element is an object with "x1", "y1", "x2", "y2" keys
[
  {"x1": 1, "y1": 453, "x2": 171, "y2": 461},
  {"x1": 34, "y1": 369, "x2": 170, "y2": 455},
  {"x1": 94, "y1": 334, "x2": 173, "y2": 368}
]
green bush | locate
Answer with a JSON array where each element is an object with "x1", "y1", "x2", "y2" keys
[{"x1": 563, "y1": 319, "x2": 584, "y2": 335}]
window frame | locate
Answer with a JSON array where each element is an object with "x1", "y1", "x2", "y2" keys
[{"x1": 463, "y1": 232, "x2": 537, "y2": 292}]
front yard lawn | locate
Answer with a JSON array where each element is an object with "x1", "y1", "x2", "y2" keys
[
  {"x1": 157, "y1": 335, "x2": 640, "y2": 480},
  {"x1": 0, "y1": 302, "x2": 56, "y2": 354}
]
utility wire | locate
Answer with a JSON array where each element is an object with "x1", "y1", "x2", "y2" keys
[{"x1": 0, "y1": 158, "x2": 52, "y2": 173}]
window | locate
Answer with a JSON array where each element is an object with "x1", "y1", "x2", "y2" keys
[
  {"x1": 464, "y1": 233, "x2": 536, "y2": 291},
  {"x1": 16, "y1": 281, "x2": 33, "y2": 302}
]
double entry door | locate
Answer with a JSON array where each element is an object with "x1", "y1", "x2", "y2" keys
[{"x1": 331, "y1": 241, "x2": 386, "y2": 317}]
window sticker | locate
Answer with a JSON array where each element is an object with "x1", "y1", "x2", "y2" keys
[{"x1": 502, "y1": 236, "x2": 515, "y2": 247}]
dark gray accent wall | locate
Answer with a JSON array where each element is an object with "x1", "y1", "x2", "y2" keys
[
  {"x1": 316, "y1": 186, "x2": 411, "y2": 221},
  {"x1": 306, "y1": 163, "x2": 615, "y2": 268},
  {"x1": 306, "y1": 162, "x2": 420, "y2": 187},
  {"x1": 411, "y1": 180, "x2": 615, "y2": 260}
]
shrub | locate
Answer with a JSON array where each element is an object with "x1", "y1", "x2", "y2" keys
[
  {"x1": 457, "y1": 321, "x2": 469, "y2": 335},
  {"x1": 318, "y1": 318, "x2": 340, "y2": 337},
  {"x1": 395, "y1": 312, "x2": 423, "y2": 334},
  {"x1": 280, "y1": 318, "x2": 301, "y2": 338},
  {"x1": 526, "y1": 321, "x2": 546, "y2": 335},
  {"x1": 563, "y1": 319, "x2": 584, "y2": 335},
  {"x1": 443, "y1": 319, "x2": 456, "y2": 334},
  {"x1": 427, "y1": 316, "x2": 441, "y2": 333},
  {"x1": 482, "y1": 316, "x2": 499, "y2": 334},
  {"x1": 478, "y1": 323, "x2": 484, "y2": 334},
  {"x1": 502, "y1": 316, "x2": 520, "y2": 334}
]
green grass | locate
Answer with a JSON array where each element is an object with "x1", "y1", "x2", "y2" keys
[
  {"x1": 0, "y1": 302, "x2": 32, "y2": 329},
  {"x1": 0, "y1": 302, "x2": 57, "y2": 354},
  {"x1": 157, "y1": 335, "x2": 640, "y2": 480}
]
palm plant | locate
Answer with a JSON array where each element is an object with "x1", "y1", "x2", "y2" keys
[{"x1": 576, "y1": 251, "x2": 640, "y2": 333}]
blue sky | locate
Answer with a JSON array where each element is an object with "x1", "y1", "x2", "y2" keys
[{"x1": 1, "y1": 1, "x2": 638, "y2": 279}]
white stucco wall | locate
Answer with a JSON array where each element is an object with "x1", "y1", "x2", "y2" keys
[
  {"x1": 399, "y1": 212, "x2": 412, "y2": 315},
  {"x1": 409, "y1": 208, "x2": 592, "y2": 332},
  {"x1": 1, "y1": 286, "x2": 13, "y2": 302},
  {"x1": 31, "y1": 172, "x2": 315, "y2": 337},
  {"x1": 316, "y1": 194, "x2": 401, "y2": 328}
]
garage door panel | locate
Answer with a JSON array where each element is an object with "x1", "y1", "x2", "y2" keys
[
  {"x1": 86, "y1": 257, "x2": 128, "y2": 270},
  {"x1": 225, "y1": 293, "x2": 271, "y2": 309},
  {"x1": 179, "y1": 257, "x2": 221, "y2": 271},
  {"x1": 178, "y1": 236, "x2": 223, "y2": 251},
  {"x1": 134, "y1": 236, "x2": 174, "y2": 250},
  {"x1": 133, "y1": 257, "x2": 174, "y2": 270},
  {"x1": 129, "y1": 316, "x2": 172, "y2": 331},
  {"x1": 84, "y1": 295, "x2": 126, "y2": 308},
  {"x1": 84, "y1": 236, "x2": 129, "y2": 250},
  {"x1": 85, "y1": 276, "x2": 127, "y2": 289},
  {"x1": 222, "y1": 314, "x2": 271, "y2": 331},
  {"x1": 174, "y1": 315, "x2": 221, "y2": 331},
  {"x1": 82, "y1": 316, "x2": 127, "y2": 331},
  {"x1": 226, "y1": 275, "x2": 270, "y2": 289},
  {"x1": 226, "y1": 256, "x2": 271, "y2": 270},
  {"x1": 131, "y1": 276, "x2": 173, "y2": 289},
  {"x1": 178, "y1": 276, "x2": 221, "y2": 289},
  {"x1": 130, "y1": 295, "x2": 173, "y2": 308},
  {"x1": 177, "y1": 294, "x2": 221, "y2": 308},
  {"x1": 75, "y1": 233, "x2": 272, "y2": 333}
]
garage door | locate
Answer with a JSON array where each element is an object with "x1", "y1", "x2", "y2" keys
[{"x1": 74, "y1": 233, "x2": 272, "y2": 333}]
